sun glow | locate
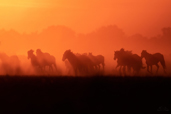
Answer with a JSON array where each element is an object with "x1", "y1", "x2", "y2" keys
[{"x1": 0, "y1": 0, "x2": 50, "y2": 7}]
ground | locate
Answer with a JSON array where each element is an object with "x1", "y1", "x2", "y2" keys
[{"x1": 0, "y1": 75, "x2": 170, "y2": 113}]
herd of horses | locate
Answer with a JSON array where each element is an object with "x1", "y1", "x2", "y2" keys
[
  {"x1": 114, "y1": 48, "x2": 166, "y2": 76},
  {"x1": 0, "y1": 48, "x2": 167, "y2": 76},
  {"x1": 62, "y1": 50, "x2": 105, "y2": 76},
  {"x1": 27, "y1": 49, "x2": 57, "y2": 74}
]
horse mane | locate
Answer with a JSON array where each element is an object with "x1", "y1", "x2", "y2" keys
[
  {"x1": 120, "y1": 48, "x2": 125, "y2": 52},
  {"x1": 125, "y1": 50, "x2": 132, "y2": 55},
  {"x1": 142, "y1": 50, "x2": 147, "y2": 53},
  {"x1": 36, "y1": 49, "x2": 44, "y2": 56},
  {"x1": 27, "y1": 49, "x2": 34, "y2": 56},
  {"x1": 63, "y1": 50, "x2": 77, "y2": 61}
]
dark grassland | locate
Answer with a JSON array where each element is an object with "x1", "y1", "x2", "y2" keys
[{"x1": 0, "y1": 75, "x2": 170, "y2": 113}]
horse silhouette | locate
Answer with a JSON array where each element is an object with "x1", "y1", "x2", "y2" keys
[
  {"x1": 36, "y1": 49, "x2": 57, "y2": 73},
  {"x1": 141, "y1": 50, "x2": 166, "y2": 74},
  {"x1": 114, "y1": 49, "x2": 132, "y2": 75},
  {"x1": 75, "y1": 53, "x2": 95, "y2": 75},
  {"x1": 0, "y1": 52, "x2": 22, "y2": 75},
  {"x1": 62, "y1": 50, "x2": 89, "y2": 76},
  {"x1": 88, "y1": 52, "x2": 105, "y2": 70},
  {"x1": 27, "y1": 49, "x2": 43, "y2": 72},
  {"x1": 114, "y1": 48, "x2": 145, "y2": 76},
  {"x1": 64, "y1": 59, "x2": 74, "y2": 75},
  {"x1": 129, "y1": 54, "x2": 146, "y2": 75}
]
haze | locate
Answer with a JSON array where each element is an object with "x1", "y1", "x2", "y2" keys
[
  {"x1": 0, "y1": 0, "x2": 171, "y2": 76},
  {"x1": 0, "y1": 0, "x2": 171, "y2": 36}
]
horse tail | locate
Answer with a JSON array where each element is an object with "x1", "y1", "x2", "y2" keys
[{"x1": 160, "y1": 55, "x2": 166, "y2": 69}]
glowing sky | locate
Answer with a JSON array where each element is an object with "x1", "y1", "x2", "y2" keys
[{"x1": 0, "y1": 0, "x2": 171, "y2": 37}]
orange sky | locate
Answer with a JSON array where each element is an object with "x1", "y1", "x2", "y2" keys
[
  {"x1": 0, "y1": 0, "x2": 171, "y2": 76},
  {"x1": 0, "y1": 0, "x2": 171, "y2": 37}
]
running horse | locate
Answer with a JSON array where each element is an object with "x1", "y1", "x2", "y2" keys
[
  {"x1": 141, "y1": 50, "x2": 166, "y2": 74},
  {"x1": 27, "y1": 49, "x2": 43, "y2": 72},
  {"x1": 114, "y1": 49, "x2": 132, "y2": 75},
  {"x1": 62, "y1": 50, "x2": 88, "y2": 76},
  {"x1": 88, "y1": 53, "x2": 105, "y2": 70},
  {"x1": 0, "y1": 52, "x2": 21, "y2": 75},
  {"x1": 114, "y1": 48, "x2": 145, "y2": 76},
  {"x1": 36, "y1": 49, "x2": 57, "y2": 73}
]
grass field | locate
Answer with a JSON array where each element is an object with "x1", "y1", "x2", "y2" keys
[{"x1": 0, "y1": 75, "x2": 170, "y2": 113}]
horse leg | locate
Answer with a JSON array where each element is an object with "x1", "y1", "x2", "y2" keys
[
  {"x1": 127, "y1": 66, "x2": 131, "y2": 76},
  {"x1": 119, "y1": 66, "x2": 122, "y2": 76},
  {"x1": 50, "y1": 65, "x2": 53, "y2": 71},
  {"x1": 162, "y1": 66, "x2": 167, "y2": 74},
  {"x1": 147, "y1": 65, "x2": 150, "y2": 73},
  {"x1": 136, "y1": 69, "x2": 140, "y2": 76},
  {"x1": 74, "y1": 68, "x2": 77, "y2": 76},
  {"x1": 94, "y1": 65, "x2": 97, "y2": 70},
  {"x1": 150, "y1": 65, "x2": 153, "y2": 74},
  {"x1": 123, "y1": 66, "x2": 126, "y2": 76},
  {"x1": 51, "y1": 65, "x2": 54, "y2": 72},
  {"x1": 155, "y1": 64, "x2": 159, "y2": 74},
  {"x1": 132, "y1": 68, "x2": 136, "y2": 76},
  {"x1": 90, "y1": 65, "x2": 95, "y2": 76},
  {"x1": 39, "y1": 66, "x2": 44, "y2": 75},
  {"x1": 49, "y1": 65, "x2": 52, "y2": 72},
  {"x1": 102, "y1": 63, "x2": 105, "y2": 70},
  {"x1": 115, "y1": 64, "x2": 119, "y2": 70},
  {"x1": 98, "y1": 64, "x2": 100, "y2": 70}
]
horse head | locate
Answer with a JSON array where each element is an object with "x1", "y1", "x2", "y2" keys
[
  {"x1": 27, "y1": 49, "x2": 34, "y2": 59},
  {"x1": 62, "y1": 49, "x2": 71, "y2": 61},
  {"x1": 36, "y1": 49, "x2": 43, "y2": 56},
  {"x1": 141, "y1": 50, "x2": 147, "y2": 58},
  {"x1": 120, "y1": 48, "x2": 125, "y2": 52}
]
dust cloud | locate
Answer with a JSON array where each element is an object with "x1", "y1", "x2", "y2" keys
[{"x1": 0, "y1": 25, "x2": 171, "y2": 76}]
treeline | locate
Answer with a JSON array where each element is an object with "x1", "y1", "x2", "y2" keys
[{"x1": 0, "y1": 25, "x2": 171, "y2": 56}]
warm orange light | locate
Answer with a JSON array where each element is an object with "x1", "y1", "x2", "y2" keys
[{"x1": 0, "y1": 0, "x2": 171, "y2": 75}]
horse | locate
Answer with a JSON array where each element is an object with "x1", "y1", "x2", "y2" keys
[
  {"x1": 0, "y1": 52, "x2": 22, "y2": 75},
  {"x1": 114, "y1": 49, "x2": 132, "y2": 75},
  {"x1": 128, "y1": 54, "x2": 146, "y2": 75},
  {"x1": 64, "y1": 59, "x2": 74, "y2": 75},
  {"x1": 88, "y1": 53, "x2": 105, "y2": 70},
  {"x1": 76, "y1": 53, "x2": 95, "y2": 75},
  {"x1": 141, "y1": 50, "x2": 166, "y2": 74},
  {"x1": 27, "y1": 49, "x2": 44, "y2": 73},
  {"x1": 114, "y1": 48, "x2": 145, "y2": 76},
  {"x1": 36, "y1": 49, "x2": 57, "y2": 73},
  {"x1": 62, "y1": 50, "x2": 89, "y2": 76}
]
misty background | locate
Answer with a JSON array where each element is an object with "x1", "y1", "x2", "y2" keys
[
  {"x1": 0, "y1": 25, "x2": 171, "y2": 75},
  {"x1": 0, "y1": 0, "x2": 171, "y2": 75}
]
